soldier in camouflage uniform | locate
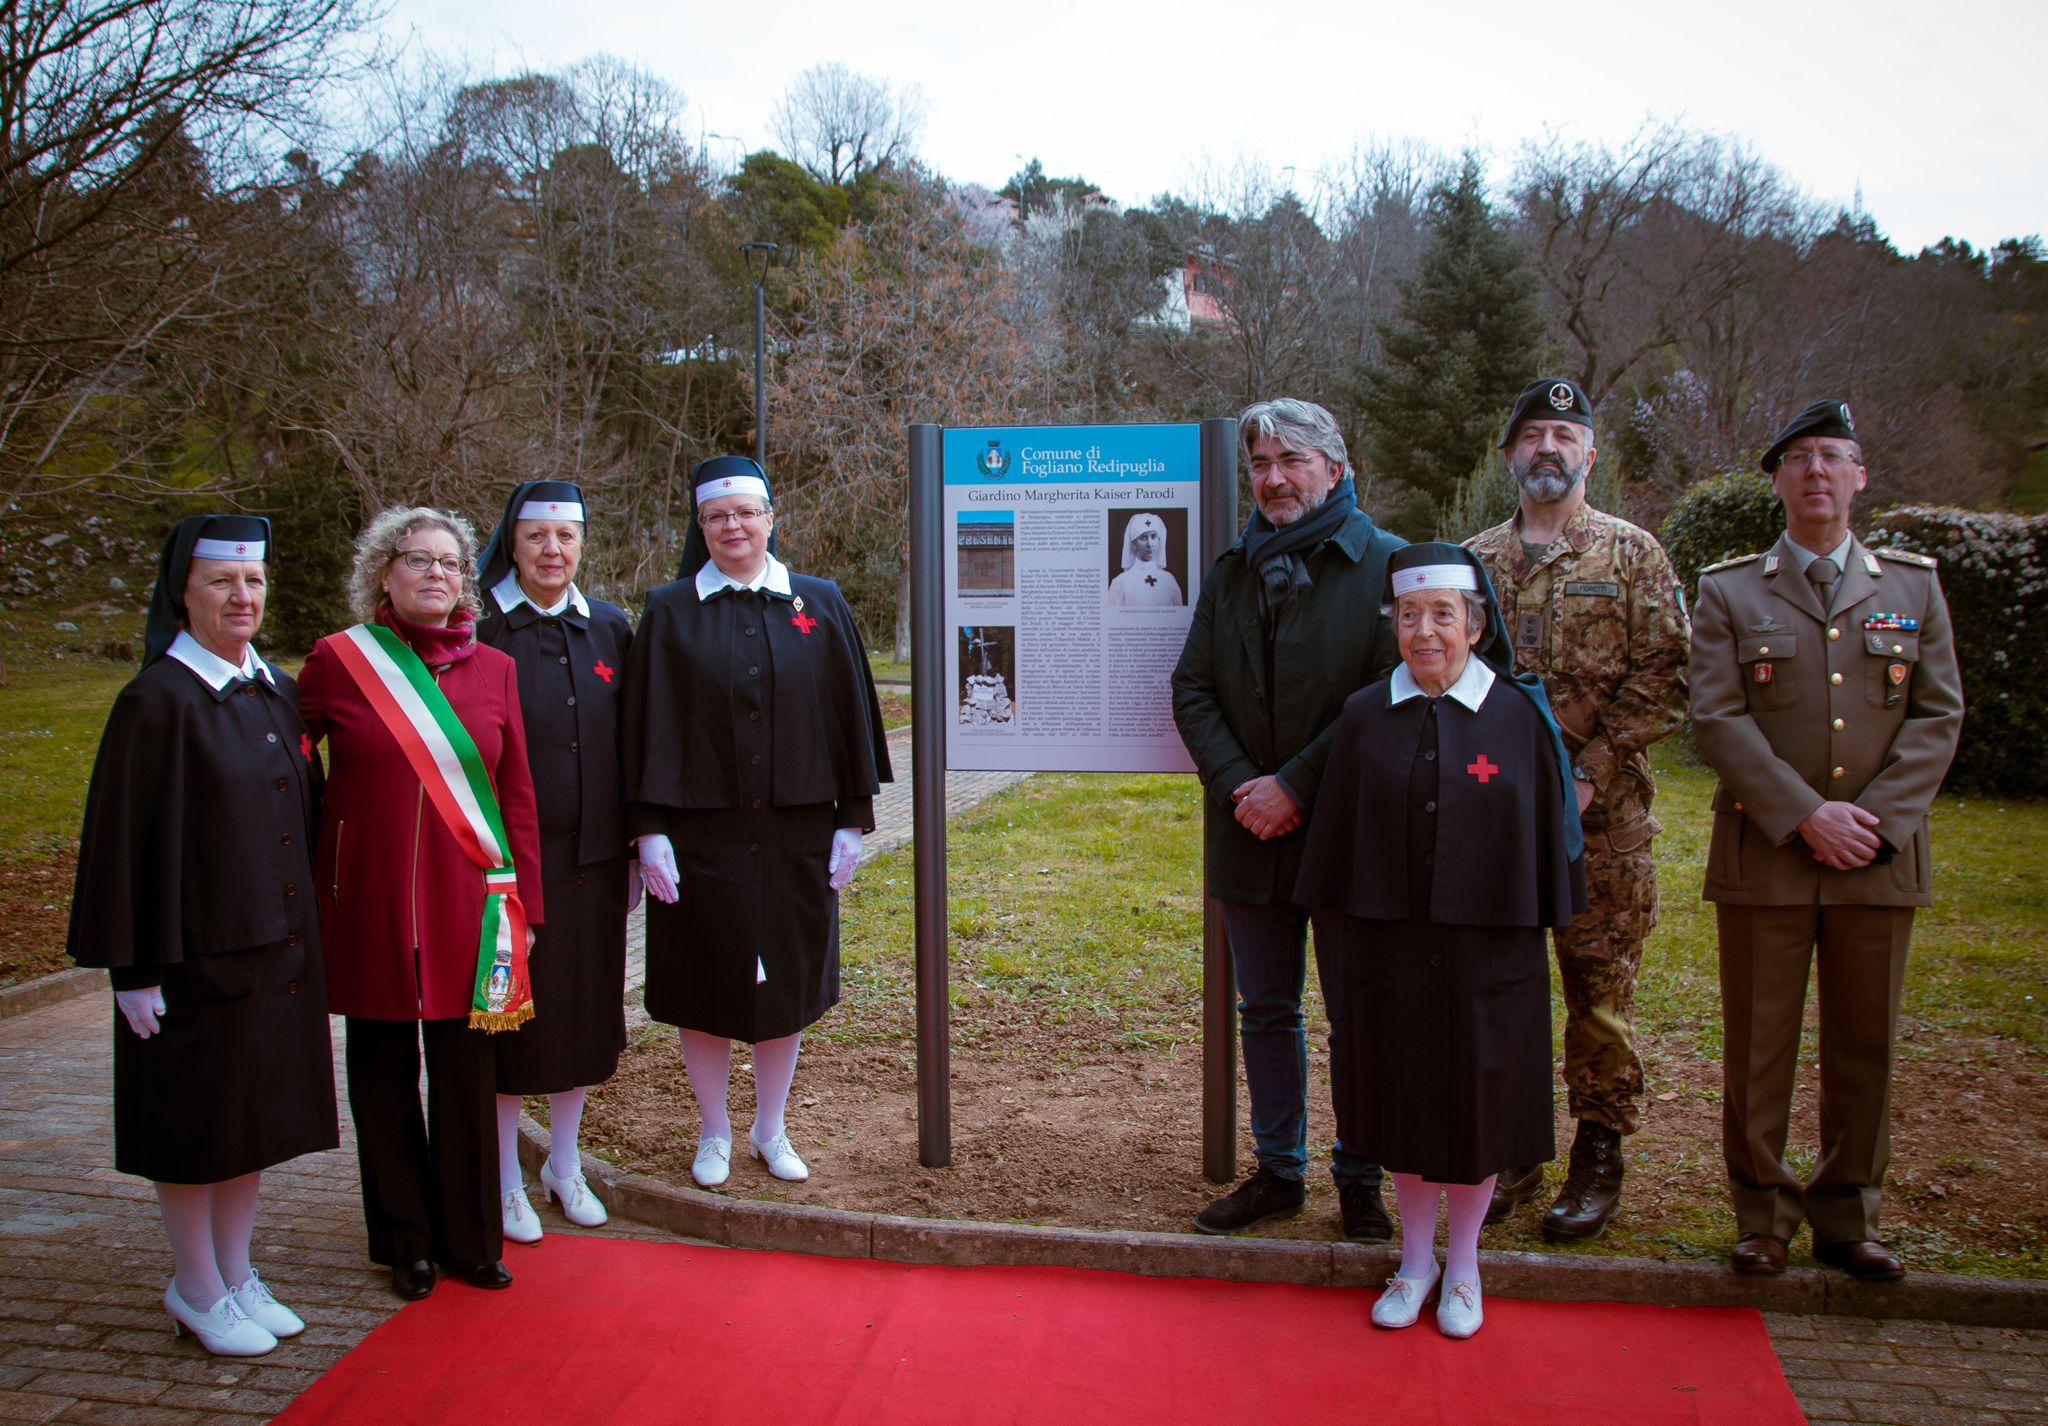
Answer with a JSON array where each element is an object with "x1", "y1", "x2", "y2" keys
[{"x1": 1465, "y1": 377, "x2": 1691, "y2": 1241}]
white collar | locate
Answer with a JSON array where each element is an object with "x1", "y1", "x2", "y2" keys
[
  {"x1": 1785, "y1": 533, "x2": 1854, "y2": 574},
  {"x1": 695, "y1": 553, "x2": 792, "y2": 602},
  {"x1": 166, "y1": 629, "x2": 273, "y2": 692},
  {"x1": 492, "y1": 571, "x2": 588, "y2": 618},
  {"x1": 1389, "y1": 654, "x2": 1496, "y2": 713}
]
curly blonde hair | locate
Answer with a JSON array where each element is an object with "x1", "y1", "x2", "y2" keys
[{"x1": 348, "y1": 507, "x2": 483, "y2": 623}]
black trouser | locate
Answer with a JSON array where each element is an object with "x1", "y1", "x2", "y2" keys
[{"x1": 344, "y1": 1016, "x2": 501, "y2": 1272}]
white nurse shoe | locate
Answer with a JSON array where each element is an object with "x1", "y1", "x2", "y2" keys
[
  {"x1": 501, "y1": 1187, "x2": 544, "y2": 1244},
  {"x1": 692, "y1": 1135, "x2": 732, "y2": 1188},
  {"x1": 748, "y1": 1126, "x2": 810, "y2": 1182},
  {"x1": 1437, "y1": 1278, "x2": 1485, "y2": 1339},
  {"x1": 165, "y1": 1280, "x2": 277, "y2": 1357},
  {"x1": 539, "y1": 1158, "x2": 609, "y2": 1227},
  {"x1": 1369, "y1": 1260, "x2": 1440, "y2": 1330},
  {"x1": 228, "y1": 1270, "x2": 305, "y2": 1338}
]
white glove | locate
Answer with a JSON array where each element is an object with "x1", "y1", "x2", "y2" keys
[
  {"x1": 828, "y1": 828, "x2": 863, "y2": 891},
  {"x1": 637, "y1": 834, "x2": 680, "y2": 904},
  {"x1": 115, "y1": 986, "x2": 167, "y2": 1038},
  {"x1": 626, "y1": 860, "x2": 646, "y2": 913}
]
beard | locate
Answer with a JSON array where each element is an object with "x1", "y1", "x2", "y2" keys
[{"x1": 1512, "y1": 452, "x2": 1586, "y2": 504}]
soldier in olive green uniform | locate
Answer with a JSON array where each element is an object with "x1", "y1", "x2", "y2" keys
[
  {"x1": 1466, "y1": 377, "x2": 1690, "y2": 1241},
  {"x1": 1691, "y1": 400, "x2": 1963, "y2": 1283}
]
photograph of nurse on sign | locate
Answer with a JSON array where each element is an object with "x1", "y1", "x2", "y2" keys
[{"x1": 1106, "y1": 509, "x2": 1185, "y2": 608}]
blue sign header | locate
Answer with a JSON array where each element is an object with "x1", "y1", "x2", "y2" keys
[{"x1": 943, "y1": 423, "x2": 1200, "y2": 487}]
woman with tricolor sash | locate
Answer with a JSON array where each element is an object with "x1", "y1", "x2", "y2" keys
[
  {"x1": 68, "y1": 515, "x2": 338, "y2": 1356},
  {"x1": 299, "y1": 507, "x2": 545, "y2": 1303},
  {"x1": 475, "y1": 480, "x2": 636, "y2": 1244},
  {"x1": 623, "y1": 457, "x2": 891, "y2": 1189}
]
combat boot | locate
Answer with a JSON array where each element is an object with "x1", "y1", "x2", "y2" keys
[
  {"x1": 1542, "y1": 1121, "x2": 1623, "y2": 1242},
  {"x1": 1484, "y1": 1164, "x2": 1545, "y2": 1225}
]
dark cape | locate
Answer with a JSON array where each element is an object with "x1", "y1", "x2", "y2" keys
[
  {"x1": 1295, "y1": 675, "x2": 1586, "y2": 1184},
  {"x1": 67, "y1": 658, "x2": 338, "y2": 1183},
  {"x1": 622, "y1": 570, "x2": 891, "y2": 1041},
  {"x1": 477, "y1": 590, "x2": 635, "y2": 1094}
]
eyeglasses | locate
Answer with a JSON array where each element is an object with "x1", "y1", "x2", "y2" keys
[
  {"x1": 393, "y1": 550, "x2": 465, "y2": 575},
  {"x1": 1779, "y1": 448, "x2": 1861, "y2": 474},
  {"x1": 698, "y1": 507, "x2": 769, "y2": 529}
]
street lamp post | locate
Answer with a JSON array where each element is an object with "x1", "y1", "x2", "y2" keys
[{"x1": 741, "y1": 241, "x2": 780, "y2": 472}]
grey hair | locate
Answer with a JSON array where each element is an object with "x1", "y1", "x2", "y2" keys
[
  {"x1": 349, "y1": 506, "x2": 483, "y2": 623},
  {"x1": 1382, "y1": 589, "x2": 1489, "y2": 639},
  {"x1": 1238, "y1": 398, "x2": 1349, "y2": 474}
]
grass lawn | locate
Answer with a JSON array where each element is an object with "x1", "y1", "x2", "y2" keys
[{"x1": 826, "y1": 747, "x2": 2047, "y2": 1276}]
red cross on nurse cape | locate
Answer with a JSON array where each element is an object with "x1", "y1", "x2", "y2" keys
[
  {"x1": 1467, "y1": 754, "x2": 1500, "y2": 784},
  {"x1": 300, "y1": 733, "x2": 314, "y2": 762},
  {"x1": 593, "y1": 660, "x2": 614, "y2": 683},
  {"x1": 791, "y1": 610, "x2": 817, "y2": 635}
]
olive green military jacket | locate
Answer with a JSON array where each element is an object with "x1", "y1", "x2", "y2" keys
[
  {"x1": 1171, "y1": 509, "x2": 1403, "y2": 905},
  {"x1": 1690, "y1": 533, "x2": 1965, "y2": 907},
  {"x1": 1467, "y1": 504, "x2": 1690, "y2": 850}
]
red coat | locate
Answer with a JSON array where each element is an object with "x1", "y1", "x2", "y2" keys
[{"x1": 300, "y1": 633, "x2": 545, "y2": 1021}]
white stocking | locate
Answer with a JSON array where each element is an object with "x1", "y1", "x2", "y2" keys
[
  {"x1": 494, "y1": 1094, "x2": 526, "y2": 1194},
  {"x1": 157, "y1": 1182, "x2": 226, "y2": 1309},
  {"x1": 547, "y1": 1086, "x2": 588, "y2": 1179},
  {"x1": 678, "y1": 1029, "x2": 733, "y2": 1140},
  {"x1": 751, "y1": 1033, "x2": 802, "y2": 1141},
  {"x1": 1443, "y1": 1176, "x2": 1496, "y2": 1287},
  {"x1": 210, "y1": 1172, "x2": 261, "y2": 1287},
  {"x1": 1390, "y1": 1173, "x2": 1441, "y2": 1281}
]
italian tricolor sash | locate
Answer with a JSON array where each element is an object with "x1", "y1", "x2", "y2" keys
[{"x1": 330, "y1": 623, "x2": 535, "y2": 1031}]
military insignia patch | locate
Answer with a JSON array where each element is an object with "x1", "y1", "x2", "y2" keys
[
  {"x1": 1754, "y1": 663, "x2": 1773, "y2": 685},
  {"x1": 1889, "y1": 662, "x2": 1908, "y2": 686},
  {"x1": 1548, "y1": 382, "x2": 1575, "y2": 410}
]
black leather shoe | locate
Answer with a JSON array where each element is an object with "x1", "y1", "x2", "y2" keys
[
  {"x1": 1542, "y1": 1122, "x2": 1624, "y2": 1242},
  {"x1": 1338, "y1": 1180, "x2": 1394, "y2": 1243},
  {"x1": 1484, "y1": 1164, "x2": 1546, "y2": 1226},
  {"x1": 456, "y1": 1260, "x2": 515, "y2": 1290},
  {"x1": 391, "y1": 1261, "x2": 436, "y2": 1301},
  {"x1": 1730, "y1": 1233, "x2": 1788, "y2": 1276},
  {"x1": 1192, "y1": 1169, "x2": 1305, "y2": 1236},
  {"x1": 1814, "y1": 1239, "x2": 1906, "y2": 1282}
]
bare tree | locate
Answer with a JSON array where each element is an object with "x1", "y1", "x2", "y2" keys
[{"x1": 769, "y1": 62, "x2": 924, "y2": 187}]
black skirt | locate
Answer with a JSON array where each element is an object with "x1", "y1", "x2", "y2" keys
[
  {"x1": 643, "y1": 802, "x2": 838, "y2": 1042},
  {"x1": 113, "y1": 939, "x2": 339, "y2": 1184},
  {"x1": 1315, "y1": 913, "x2": 1555, "y2": 1185},
  {"x1": 495, "y1": 836, "x2": 630, "y2": 1095}
]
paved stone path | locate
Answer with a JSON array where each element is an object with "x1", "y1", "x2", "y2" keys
[{"x1": 2, "y1": 731, "x2": 2044, "y2": 1423}]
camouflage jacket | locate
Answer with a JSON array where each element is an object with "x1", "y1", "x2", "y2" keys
[{"x1": 1467, "y1": 503, "x2": 1691, "y2": 845}]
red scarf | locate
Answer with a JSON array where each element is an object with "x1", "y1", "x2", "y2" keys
[{"x1": 376, "y1": 602, "x2": 477, "y2": 668}]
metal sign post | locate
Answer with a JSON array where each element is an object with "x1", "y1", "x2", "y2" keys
[{"x1": 1197, "y1": 417, "x2": 1240, "y2": 1184}]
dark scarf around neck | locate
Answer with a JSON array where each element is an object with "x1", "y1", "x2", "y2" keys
[
  {"x1": 376, "y1": 601, "x2": 478, "y2": 667},
  {"x1": 1240, "y1": 476, "x2": 1358, "y2": 627}
]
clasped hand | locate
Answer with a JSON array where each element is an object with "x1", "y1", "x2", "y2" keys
[
  {"x1": 1231, "y1": 775, "x2": 1302, "y2": 841},
  {"x1": 115, "y1": 986, "x2": 167, "y2": 1038},
  {"x1": 636, "y1": 834, "x2": 681, "y2": 904},
  {"x1": 1798, "y1": 800, "x2": 1884, "y2": 871}
]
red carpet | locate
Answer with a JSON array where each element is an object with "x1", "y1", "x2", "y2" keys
[{"x1": 280, "y1": 1236, "x2": 1806, "y2": 1425}]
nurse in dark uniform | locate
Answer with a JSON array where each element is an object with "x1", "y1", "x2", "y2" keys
[
  {"x1": 623, "y1": 457, "x2": 891, "y2": 1189},
  {"x1": 1295, "y1": 542, "x2": 1585, "y2": 1340},
  {"x1": 475, "y1": 480, "x2": 637, "y2": 1242},
  {"x1": 67, "y1": 515, "x2": 338, "y2": 1357}
]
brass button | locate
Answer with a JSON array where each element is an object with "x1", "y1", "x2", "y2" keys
[
  {"x1": 286, "y1": 933, "x2": 299, "y2": 947},
  {"x1": 569, "y1": 741, "x2": 579, "y2": 753},
  {"x1": 280, "y1": 834, "x2": 292, "y2": 846},
  {"x1": 274, "y1": 777, "x2": 288, "y2": 791},
  {"x1": 1832, "y1": 718, "x2": 1845, "y2": 731},
  {"x1": 1893, "y1": 643, "x2": 1904, "y2": 655},
  {"x1": 1830, "y1": 673, "x2": 1844, "y2": 686},
  {"x1": 285, "y1": 883, "x2": 297, "y2": 896},
  {"x1": 1828, "y1": 627, "x2": 1840, "y2": 641},
  {"x1": 1832, "y1": 766, "x2": 1846, "y2": 780},
  {"x1": 1758, "y1": 645, "x2": 1770, "y2": 656},
  {"x1": 287, "y1": 982, "x2": 298, "y2": 995}
]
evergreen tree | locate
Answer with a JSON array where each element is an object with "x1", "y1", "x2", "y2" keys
[{"x1": 1360, "y1": 154, "x2": 1544, "y2": 509}]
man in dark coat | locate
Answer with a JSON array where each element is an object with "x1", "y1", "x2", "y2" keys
[{"x1": 1170, "y1": 397, "x2": 1406, "y2": 1239}]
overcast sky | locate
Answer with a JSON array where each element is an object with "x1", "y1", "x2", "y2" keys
[{"x1": 381, "y1": 0, "x2": 2044, "y2": 253}]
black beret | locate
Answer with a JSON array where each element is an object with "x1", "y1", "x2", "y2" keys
[
  {"x1": 1761, "y1": 399, "x2": 1857, "y2": 473},
  {"x1": 1500, "y1": 377, "x2": 1593, "y2": 448}
]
